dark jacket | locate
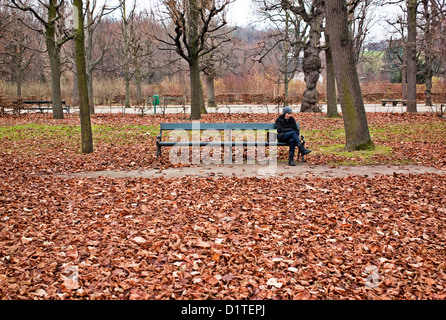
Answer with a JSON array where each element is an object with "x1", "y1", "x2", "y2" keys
[{"x1": 275, "y1": 114, "x2": 299, "y2": 141}]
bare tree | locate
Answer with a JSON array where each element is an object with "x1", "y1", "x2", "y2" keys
[
  {"x1": 84, "y1": 0, "x2": 118, "y2": 113},
  {"x1": 201, "y1": 27, "x2": 239, "y2": 109},
  {"x1": 322, "y1": 31, "x2": 340, "y2": 118},
  {"x1": 117, "y1": 0, "x2": 137, "y2": 109},
  {"x1": 10, "y1": 0, "x2": 73, "y2": 119},
  {"x1": 348, "y1": 0, "x2": 379, "y2": 65},
  {"x1": 130, "y1": 11, "x2": 156, "y2": 104},
  {"x1": 387, "y1": 10, "x2": 408, "y2": 100},
  {"x1": 113, "y1": 1, "x2": 153, "y2": 109},
  {"x1": 0, "y1": 7, "x2": 37, "y2": 97},
  {"x1": 73, "y1": 0, "x2": 93, "y2": 153},
  {"x1": 155, "y1": 0, "x2": 233, "y2": 120},
  {"x1": 0, "y1": 1, "x2": 10, "y2": 37},
  {"x1": 324, "y1": 0, "x2": 377, "y2": 118},
  {"x1": 256, "y1": 1, "x2": 308, "y2": 106},
  {"x1": 406, "y1": 0, "x2": 418, "y2": 112},
  {"x1": 325, "y1": 0, "x2": 373, "y2": 151},
  {"x1": 420, "y1": 0, "x2": 446, "y2": 106},
  {"x1": 281, "y1": 0, "x2": 324, "y2": 113}
]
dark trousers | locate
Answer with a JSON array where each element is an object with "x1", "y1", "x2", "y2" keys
[{"x1": 279, "y1": 131, "x2": 302, "y2": 154}]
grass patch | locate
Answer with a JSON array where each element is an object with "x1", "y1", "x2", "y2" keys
[
  {"x1": 307, "y1": 122, "x2": 446, "y2": 145},
  {"x1": 315, "y1": 144, "x2": 393, "y2": 165},
  {"x1": 370, "y1": 122, "x2": 446, "y2": 142},
  {"x1": 0, "y1": 123, "x2": 159, "y2": 154}
]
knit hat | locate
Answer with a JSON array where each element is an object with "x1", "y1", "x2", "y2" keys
[{"x1": 283, "y1": 106, "x2": 293, "y2": 114}]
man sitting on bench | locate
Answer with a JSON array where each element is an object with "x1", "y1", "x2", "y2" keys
[{"x1": 275, "y1": 106, "x2": 312, "y2": 166}]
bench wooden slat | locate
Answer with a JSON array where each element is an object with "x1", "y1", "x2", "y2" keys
[
  {"x1": 156, "y1": 122, "x2": 306, "y2": 163},
  {"x1": 158, "y1": 141, "x2": 287, "y2": 147},
  {"x1": 381, "y1": 99, "x2": 407, "y2": 106},
  {"x1": 23, "y1": 100, "x2": 67, "y2": 104},
  {"x1": 18, "y1": 100, "x2": 70, "y2": 114},
  {"x1": 159, "y1": 123, "x2": 299, "y2": 131}
]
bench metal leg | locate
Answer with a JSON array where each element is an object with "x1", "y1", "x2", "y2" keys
[
  {"x1": 156, "y1": 145, "x2": 161, "y2": 158},
  {"x1": 300, "y1": 137, "x2": 306, "y2": 163}
]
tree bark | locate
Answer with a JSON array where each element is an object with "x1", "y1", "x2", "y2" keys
[
  {"x1": 206, "y1": 74, "x2": 217, "y2": 108},
  {"x1": 46, "y1": 0, "x2": 64, "y2": 119},
  {"x1": 122, "y1": 0, "x2": 131, "y2": 110},
  {"x1": 86, "y1": 70, "x2": 95, "y2": 114},
  {"x1": 325, "y1": 0, "x2": 373, "y2": 151},
  {"x1": 188, "y1": 0, "x2": 202, "y2": 120},
  {"x1": 281, "y1": 0, "x2": 324, "y2": 113},
  {"x1": 424, "y1": 54, "x2": 433, "y2": 106},
  {"x1": 16, "y1": 51, "x2": 23, "y2": 97},
  {"x1": 74, "y1": 0, "x2": 93, "y2": 154},
  {"x1": 422, "y1": 0, "x2": 433, "y2": 107},
  {"x1": 406, "y1": 0, "x2": 418, "y2": 112},
  {"x1": 402, "y1": 55, "x2": 407, "y2": 100},
  {"x1": 47, "y1": 39, "x2": 64, "y2": 119},
  {"x1": 324, "y1": 33, "x2": 340, "y2": 118},
  {"x1": 190, "y1": 59, "x2": 202, "y2": 120},
  {"x1": 135, "y1": 59, "x2": 142, "y2": 103},
  {"x1": 73, "y1": 69, "x2": 78, "y2": 104},
  {"x1": 199, "y1": 75, "x2": 207, "y2": 114},
  {"x1": 301, "y1": 25, "x2": 322, "y2": 112},
  {"x1": 85, "y1": 8, "x2": 95, "y2": 114}
]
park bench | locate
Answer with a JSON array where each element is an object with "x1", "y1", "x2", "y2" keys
[
  {"x1": 143, "y1": 96, "x2": 187, "y2": 116},
  {"x1": 20, "y1": 100, "x2": 70, "y2": 114},
  {"x1": 160, "y1": 97, "x2": 187, "y2": 115},
  {"x1": 381, "y1": 99, "x2": 407, "y2": 107},
  {"x1": 0, "y1": 97, "x2": 23, "y2": 116},
  {"x1": 110, "y1": 95, "x2": 127, "y2": 114},
  {"x1": 156, "y1": 122, "x2": 307, "y2": 163}
]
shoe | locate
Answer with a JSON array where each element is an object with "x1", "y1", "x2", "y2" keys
[
  {"x1": 301, "y1": 149, "x2": 312, "y2": 155},
  {"x1": 289, "y1": 152, "x2": 296, "y2": 166}
]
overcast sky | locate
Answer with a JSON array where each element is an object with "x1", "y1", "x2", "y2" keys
[{"x1": 112, "y1": 0, "x2": 402, "y2": 42}]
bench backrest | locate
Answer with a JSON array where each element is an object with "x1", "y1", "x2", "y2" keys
[
  {"x1": 23, "y1": 100, "x2": 66, "y2": 104},
  {"x1": 160, "y1": 123, "x2": 299, "y2": 131}
]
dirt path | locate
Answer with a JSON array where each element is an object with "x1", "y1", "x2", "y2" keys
[{"x1": 64, "y1": 163, "x2": 445, "y2": 179}]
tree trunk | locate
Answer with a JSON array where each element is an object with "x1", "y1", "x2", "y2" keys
[
  {"x1": 85, "y1": 6, "x2": 95, "y2": 114},
  {"x1": 188, "y1": 0, "x2": 203, "y2": 120},
  {"x1": 422, "y1": 0, "x2": 433, "y2": 107},
  {"x1": 135, "y1": 60, "x2": 142, "y2": 103},
  {"x1": 402, "y1": 64, "x2": 407, "y2": 100},
  {"x1": 16, "y1": 56, "x2": 22, "y2": 98},
  {"x1": 325, "y1": 0, "x2": 373, "y2": 151},
  {"x1": 199, "y1": 77, "x2": 207, "y2": 114},
  {"x1": 74, "y1": 0, "x2": 93, "y2": 154},
  {"x1": 206, "y1": 74, "x2": 217, "y2": 108},
  {"x1": 87, "y1": 70, "x2": 95, "y2": 114},
  {"x1": 47, "y1": 41, "x2": 64, "y2": 119},
  {"x1": 46, "y1": 0, "x2": 63, "y2": 119},
  {"x1": 406, "y1": 0, "x2": 418, "y2": 112},
  {"x1": 123, "y1": 1, "x2": 131, "y2": 110},
  {"x1": 301, "y1": 25, "x2": 322, "y2": 112},
  {"x1": 284, "y1": 79, "x2": 290, "y2": 106},
  {"x1": 424, "y1": 57, "x2": 433, "y2": 106},
  {"x1": 190, "y1": 59, "x2": 202, "y2": 120},
  {"x1": 324, "y1": 33, "x2": 340, "y2": 118},
  {"x1": 124, "y1": 58, "x2": 131, "y2": 109},
  {"x1": 73, "y1": 69, "x2": 79, "y2": 104},
  {"x1": 300, "y1": 3, "x2": 323, "y2": 113},
  {"x1": 283, "y1": 14, "x2": 290, "y2": 106}
]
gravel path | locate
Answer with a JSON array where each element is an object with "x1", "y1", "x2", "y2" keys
[{"x1": 64, "y1": 163, "x2": 445, "y2": 179}]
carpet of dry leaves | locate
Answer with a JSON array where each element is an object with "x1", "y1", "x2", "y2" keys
[{"x1": 0, "y1": 112, "x2": 445, "y2": 300}]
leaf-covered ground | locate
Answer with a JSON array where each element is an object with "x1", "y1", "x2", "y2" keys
[{"x1": 0, "y1": 112, "x2": 445, "y2": 300}]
